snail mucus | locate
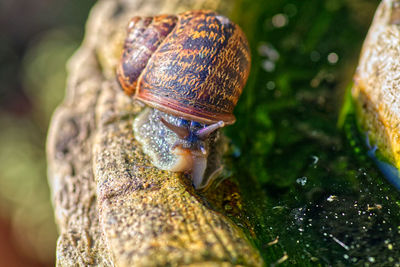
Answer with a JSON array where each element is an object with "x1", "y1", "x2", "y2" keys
[{"x1": 117, "y1": 10, "x2": 251, "y2": 189}]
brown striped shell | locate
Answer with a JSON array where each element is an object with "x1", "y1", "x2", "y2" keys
[{"x1": 117, "y1": 10, "x2": 251, "y2": 125}]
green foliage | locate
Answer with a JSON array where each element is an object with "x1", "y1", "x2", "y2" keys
[
  {"x1": 224, "y1": 0, "x2": 400, "y2": 265},
  {"x1": 230, "y1": 0, "x2": 369, "y2": 192}
]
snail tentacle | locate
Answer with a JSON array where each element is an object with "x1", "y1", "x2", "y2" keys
[
  {"x1": 160, "y1": 117, "x2": 190, "y2": 138},
  {"x1": 196, "y1": 121, "x2": 225, "y2": 140}
]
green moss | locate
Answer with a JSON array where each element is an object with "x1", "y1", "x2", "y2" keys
[{"x1": 223, "y1": 0, "x2": 400, "y2": 265}]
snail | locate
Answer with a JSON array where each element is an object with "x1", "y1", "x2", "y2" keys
[{"x1": 117, "y1": 10, "x2": 251, "y2": 189}]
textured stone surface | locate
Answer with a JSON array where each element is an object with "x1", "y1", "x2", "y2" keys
[
  {"x1": 46, "y1": 0, "x2": 263, "y2": 266},
  {"x1": 352, "y1": 0, "x2": 400, "y2": 167}
]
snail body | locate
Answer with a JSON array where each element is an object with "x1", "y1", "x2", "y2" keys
[{"x1": 117, "y1": 10, "x2": 250, "y2": 189}]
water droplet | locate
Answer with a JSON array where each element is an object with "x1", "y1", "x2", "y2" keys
[
  {"x1": 266, "y1": 81, "x2": 275, "y2": 90},
  {"x1": 262, "y1": 60, "x2": 275, "y2": 72},
  {"x1": 296, "y1": 176, "x2": 307, "y2": 186},
  {"x1": 327, "y1": 52, "x2": 339, "y2": 64},
  {"x1": 272, "y1": 13, "x2": 288, "y2": 28},
  {"x1": 258, "y1": 43, "x2": 280, "y2": 60},
  {"x1": 311, "y1": 155, "x2": 319, "y2": 165},
  {"x1": 326, "y1": 195, "x2": 337, "y2": 202}
]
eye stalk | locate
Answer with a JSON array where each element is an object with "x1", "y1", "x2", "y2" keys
[
  {"x1": 160, "y1": 117, "x2": 225, "y2": 142},
  {"x1": 160, "y1": 117, "x2": 190, "y2": 139},
  {"x1": 196, "y1": 121, "x2": 225, "y2": 140}
]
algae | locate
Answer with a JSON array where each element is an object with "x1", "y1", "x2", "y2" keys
[{"x1": 221, "y1": 0, "x2": 400, "y2": 265}]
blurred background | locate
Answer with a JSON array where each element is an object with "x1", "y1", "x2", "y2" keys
[
  {"x1": 0, "y1": 0, "x2": 382, "y2": 266},
  {"x1": 0, "y1": 0, "x2": 94, "y2": 266}
]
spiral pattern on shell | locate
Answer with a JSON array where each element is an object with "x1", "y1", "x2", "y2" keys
[{"x1": 117, "y1": 10, "x2": 251, "y2": 125}]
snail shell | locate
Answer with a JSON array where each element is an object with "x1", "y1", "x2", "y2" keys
[{"x1": 117, "y1": 10, "x2": 251, "y2": 125}]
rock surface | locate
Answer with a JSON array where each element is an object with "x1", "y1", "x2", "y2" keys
[
  {"x1": 352, "y1": 0, "x2": 400, "y2": 167},
  {"x1": 46, "y1": 0, "x2": 263, "y2": 266}
]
